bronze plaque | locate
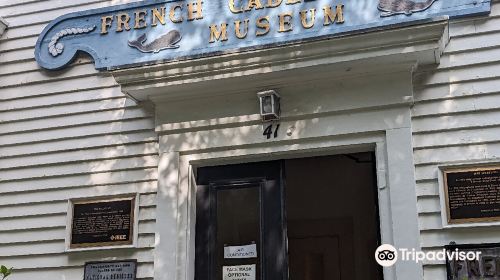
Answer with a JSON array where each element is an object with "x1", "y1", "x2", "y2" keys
[
  {"x1": 70, "y1": 197, "x2": 135, "y2": 248},
  {"x1": 444, "y1": 166, "x2": 500, "y2": 224}
]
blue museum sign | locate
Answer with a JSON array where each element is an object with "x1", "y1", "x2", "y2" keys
[{"x1": 35, "y1": 0, "x2": 491, "y2": 71}]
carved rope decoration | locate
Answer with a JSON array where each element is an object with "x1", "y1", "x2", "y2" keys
[{"x1": 48, "y1": 25, "x2": 96, "y2": 57}]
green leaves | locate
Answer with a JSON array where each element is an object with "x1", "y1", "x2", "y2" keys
[{"x1": 0, "y1": 265, "x2": 13, "y2": 280}]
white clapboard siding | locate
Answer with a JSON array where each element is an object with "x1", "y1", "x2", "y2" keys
[
  {"x1": 0, "y1": 118, "x2": 154, "y2": 146},
  {"x1": 1, "y1": 131, "x2": 157, "y2": 158},
  {"x1": 0, "y1": 192, "x2": 156, "y2": 217},
  {"x1": 0, "y1": 169, "x2": 158, "y2": 194},
  {"x1": 415, "y1": 77, "x2": 500, "y2": 102},
  {"x1": 0, "y1": 60, "x2": 38, "y2": 75},
  {"x1": 0, "y1": 63, "x2": 112, "y2": 88},
  {"x1": 0, "y1": 107, "x2": 151, "y2": 134},
  {"x1": 416, "y1": 63, "x2": 500, "y2": 86},
  {"x1": 5, "y1": 98, "x2": 133, "y2": 124},
  {"x1": 0, "y1": 86, "x2": 123, "y2": 111},
  {"x1": 0, "y1": 0, "x2": 103, "y2": 17},
  {"x1": 0, "y1": 35, "x2": 37, "y2": 52},
  {"x1": 0, "y1": 141, "x2": 157, "y2": 169},
  {"x1": 417, "y1": 197, "x2": 441, "y2": 214},
  {"x1": 416, "y1": 181, "x2": 439, "y2": 197},
  {"x1": 0, "y1": 227, "x2": 66, "y2": 244},
  {"x1": 0, "y1": 154, "x2": 158, "y2": 181},
  {"x1": 0, "y1": 148, "x2": 156, "y2": 173},
  {"x1": 0, "y1": 1, "x2": 158, "y2": 279},
  {"x1": 413, "y1": 126, "x2": 500, "y2": 149},
  {"x1": 418, "y1": 213, "x2": 443, "y2": 231},
  {"x1": 0, "y1": 23, "x2": 46, "y2": 41},
  {"x1": 413, "y1": 1, "x2": 500, "y2": 278},
  {"x1": 412, "y1": 92, "x2": 500, "y2": 117},
  {"x1": 0, "y1": 75, "x2": 118, "y2": 100},
  {"x1": 0, "y1": 0, "x2": 41, "y2": 8}
]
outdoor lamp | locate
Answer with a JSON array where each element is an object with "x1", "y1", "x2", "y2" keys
[{"x1": 257, "y1": 90, "x2": 280, "y2": 122}]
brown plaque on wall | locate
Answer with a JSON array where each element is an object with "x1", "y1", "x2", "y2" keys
[
  {"x1": 70, "y1": 196, "x2": 135, "y2": 249},
  {"x1": 444, "y1": 166, "x2": 500, "y2": 224}
]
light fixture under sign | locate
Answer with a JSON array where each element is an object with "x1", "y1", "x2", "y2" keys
[{"x1": 257, "y1": 90, "x2": 280, "y2": 122}]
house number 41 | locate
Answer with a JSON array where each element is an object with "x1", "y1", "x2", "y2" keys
[{"x1": 263, "y1": 124, "x2": 280, "y2": 139}]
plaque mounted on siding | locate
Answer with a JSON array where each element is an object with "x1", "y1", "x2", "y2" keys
[
  {"x1": 69, "y1": 196, "x2": 136, "y2": 249},
  {"x1": 443, "y1": 165, "x2": 500, "y2": 224},
  {"x1": 84, "y1": 260, "x2": 137, "y2": 280}
]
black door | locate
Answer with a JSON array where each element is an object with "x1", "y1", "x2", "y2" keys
[{"x1": 195, "y1": 161, "x2": 287, "y2": 280}]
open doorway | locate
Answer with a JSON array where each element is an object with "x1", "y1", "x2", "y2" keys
[
  {"x1": 195, "y1": 152, "x2": 383, "y2": 280},
  {"x1": 285, "y1": 153, "x2": 382, "y2": 280}
]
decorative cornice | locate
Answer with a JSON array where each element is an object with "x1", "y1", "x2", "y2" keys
[
  {"x1": 112, "y1": 18, "x2": 449, "y2": 102},
  {"x1": 0, "y1": 17, "x2": 8, "y2": 37}
]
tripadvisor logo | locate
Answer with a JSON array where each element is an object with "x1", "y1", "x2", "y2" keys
[
  {"x1": 375, "y1": 244, "x2": 482, "y2": 267},
  {"x1": 375, "y1": 244, "x2": 398, "y2": 267}
]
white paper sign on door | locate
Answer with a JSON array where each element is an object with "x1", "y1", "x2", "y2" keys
[
  {"x1": 222, "y1": 265, "x2": 256, "y2": 280},
  {"x1": 224, "y1": 244, "x2": 257, "y2": 259}
]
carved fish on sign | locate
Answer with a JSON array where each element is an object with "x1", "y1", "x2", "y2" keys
[
  {"x1": 33, "y1": 0, "x2": 489, "y2": 70},
  {"x1": 378, "y1": 0, "x2": 438, "y2": 17},
  {"x1": 128, "y1": 30, "x2": 182, "y2": 53}
]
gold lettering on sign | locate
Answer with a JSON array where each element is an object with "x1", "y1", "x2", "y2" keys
[
  {"x1": 151, "y1": 7, "x2": 166, "y2": 26},
  {"x1": 134, "y1": 10, "x2": 147, "y2": 29},
  {"x1": 209, "y1": 23, "x2": 229, "y2": 42},
  {"x1": 278, "y1": 12, "x2": 293, "y2": 32},
  {"x1": 95, "y1": 1, "x2": 349, "y2": 49},
  {"x1": 170, "y1": 4, "x2": 184, "y2": 23},
  {"x1": 188, "y1": 0, "x2": 204, "y2": 21},
  {"x1": 229, "y1": 0, "x2": 244, "y2": 13},
  {"x1": 101, "y1": 15, "x2": 113, "y2": 34},
  {"x1": 323, "y1": 4, "x2": 344, "y2": 26},
  {"x1": 256, "y1": 16, "x2": 270, "y2": 36},
  {"x1": 245, "y1": 0, "x2": 264, "y2": 11},
  {"x1": 267, "y1": 0, "x2": 282, "y2": 8},
  {"x1": 235, "y1": 19, "x2": 250, "y2": 39},
  {"x1": 116, "y1": 13, "x2": 131, "y2": 32},
  {"x1": 300, "y1": 9, "x2": 315, "y2": 29}
]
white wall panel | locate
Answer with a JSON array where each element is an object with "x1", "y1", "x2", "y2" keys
[
  {"x1": 413, "y1": 1, "x2": 500, "y2": 277},
  {"x1": 0, "y1": 1, "x2": 158, "y2": 279}
]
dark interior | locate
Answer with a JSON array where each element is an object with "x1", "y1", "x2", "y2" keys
[
  {"x1": 285, "y1": 153, "x2": 382, "y2": 280},
  {"x1": 195, "y1": 153, "x2": 382, "y2": 280}
]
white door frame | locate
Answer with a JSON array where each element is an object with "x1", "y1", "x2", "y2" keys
[{"x1": 155, "y1": 126, "x2": 422, "y2": 280}]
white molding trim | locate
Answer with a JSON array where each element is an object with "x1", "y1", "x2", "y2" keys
[
  {"x1": 161, "y1": 130, "x2": 422, "y2": 280},
  {"x1": 155, "y1": 152, "x2": 180, "y2": 280},
  {"x1": 154, "y1": 105, "x2": 423, "y2": 280},
  {"x1": 112, "y1": 18, "x2": 449, "y2": 102},
  {"x1": 0, "y1": 17, "x2": 7, "y2": 37}
]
